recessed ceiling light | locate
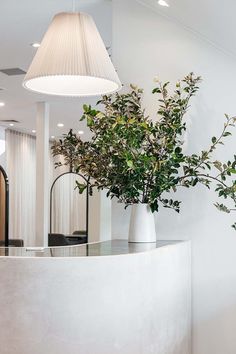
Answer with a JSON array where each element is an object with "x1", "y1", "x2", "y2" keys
[
  {"x1": 51, "y1": 135, "x2": 55, "y2": 139},
  {"x1": 31, "y1": 43, "x2": 41, "y2": 48},
  {"x1": 9, "y1": 123, "x2": 14, "y2": 127},
  {"x1": 57, "y1": 123, "x2": 64, "y2": 127},
  {"x1": 158, "y1": 0, "x2": 169, "y2": 7},
  {"x1": 78, "y1": 130, "x2": 84, "y2": 135},
  {"x1": 0, "y1": 102, "x2": 5, "y2": 107},
  {"x1": 32, "y1": 129, "x2": 36, "y2": 133}
]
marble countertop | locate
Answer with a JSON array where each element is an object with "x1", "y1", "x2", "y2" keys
[{"x1": 0, "y1": 239, "x2": 181, "y2": 258}]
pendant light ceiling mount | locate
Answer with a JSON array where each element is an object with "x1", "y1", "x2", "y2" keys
[{"x1": 23, "y1": 11, "x2": 121, "y2": 97}]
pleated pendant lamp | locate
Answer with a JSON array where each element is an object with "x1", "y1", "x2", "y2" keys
[{"x1": 23, "y1": 12, "x2": 121, "y2": 97}]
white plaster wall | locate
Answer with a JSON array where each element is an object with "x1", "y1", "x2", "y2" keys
[
  {"x1": 0, "y1": 242, "x2": 190, "y2": 354},
  {"x1": 112, "y1": 1, "x2": 236, "y2": 353}
]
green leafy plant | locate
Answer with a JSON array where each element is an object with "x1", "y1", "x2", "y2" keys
[{"x1": 51, "y1": 73, "x2": 236, "y2": 229}]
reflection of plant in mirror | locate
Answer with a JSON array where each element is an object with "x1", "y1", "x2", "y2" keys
[{"x1": 51, "y1": 73, "x2": 236, "y2": 230}]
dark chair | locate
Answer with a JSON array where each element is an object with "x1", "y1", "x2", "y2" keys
[
  {"x1": 72, "y1": 230, "x2": 87, "y2": 236},
  {"x1": 70, "y1": 230, "x2": 87, "y2": 245},
  {"x1": 48, "y1": 234, "x2": 71, "y2": 247},
  {"x1": 0, "y1": 239, "x2": 24, "y2": 247}
]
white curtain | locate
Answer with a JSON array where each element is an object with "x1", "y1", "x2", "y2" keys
[
  {"x1": 6, "y1": 130, "x2": 36, "y2": 246},
  {"x1": 6, "y1": 129, "x2": 87, "y2": 246}
]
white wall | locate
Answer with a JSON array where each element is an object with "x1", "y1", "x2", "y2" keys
[{"x1": 112, "y1": 1, "x2": 236, "y2": 353}]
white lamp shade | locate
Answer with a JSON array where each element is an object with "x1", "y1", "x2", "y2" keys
[{"x1": 23, "y1": 12, "x2": 121, "y2": 97}]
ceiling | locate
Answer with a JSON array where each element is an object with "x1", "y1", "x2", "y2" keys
[
  {"x1": 0, "y1": 0, "x2": 112, "y2": 138},
  {"x1": 138, "y1": 0, "x2": 236, "y2": 58},
  {"x1": 1, "y1": 0, "x2": 236, "y2": 138}
]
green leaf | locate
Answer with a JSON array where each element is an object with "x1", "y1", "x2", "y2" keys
[
  {"x1": 140, "y1": 122, "x2": 148, "y2": 129},
  {"x1": 214, "y1": 203, "x2": 230, "y2": 213},
  {"x1": 152, "y1": 88, "x2": 161, "y2": 94},
  {"x1": 223, "y1": 132, "x2": 232, "y2": 137},
  {"x1": 76, "y1": 182, "x2": 87, "y2": 194},
  {"x1": 213, "y1": 161, "x2": 223, "y2": 172},
  {"x1": 128, "y1": 118, "x2": 136, "y2": 124},
  {"x1": 211, "y1": 137, "x2": 217, "y2": 144},
  {"x1": 175, "y1": 147, "x2": 182, "y2": 154},
  {"x1": 83, "y1": 104, "x2": 89, "y2": 112},
  {"x1": 126, "y1": 160, "x2": 134, "y2": 168},
  {"x1": 192, "y1": 178, "x2": 198, "y2": 186},
  {"x1": 87, "y1": 117, "x2": 94, "y2": 127}
]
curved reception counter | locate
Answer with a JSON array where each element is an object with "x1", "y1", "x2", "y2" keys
[{"x1": 0, "y1": 240, "x2": 191, "y2": 354}]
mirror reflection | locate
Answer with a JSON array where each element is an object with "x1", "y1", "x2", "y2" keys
[{"x1": 49, "y1": 172, "x2": 89, "y2": 246}]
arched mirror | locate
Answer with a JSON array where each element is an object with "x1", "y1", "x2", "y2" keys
[
  {"x1": 49, "y1": 172, "x2": 89, "y2": 246},
  {"x1": 0, "y1": 166, "x2": 9, "y2": 247}
]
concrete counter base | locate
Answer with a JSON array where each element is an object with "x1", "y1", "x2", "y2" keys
[{"x1": 0, "y1": 240, "x2": 191, "y2": 354}]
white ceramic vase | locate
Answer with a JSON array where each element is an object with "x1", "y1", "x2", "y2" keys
[{"x1": 128, "y1": 203, "x2": 156, "y2": 243}]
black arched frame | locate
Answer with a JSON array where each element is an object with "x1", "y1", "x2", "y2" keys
[
  {"x1": 0, "y1": 165, "x2": 9, "y2": 247},
  {"x1": 49, "y1": 172, "x2": 89, "y2": 242}
]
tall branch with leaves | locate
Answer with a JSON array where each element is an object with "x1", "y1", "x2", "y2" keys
[{"x1": 51, "y1": 73, "x2": 236, "y2": 230}]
